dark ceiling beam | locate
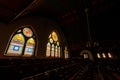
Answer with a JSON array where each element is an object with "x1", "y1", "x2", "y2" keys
[{"x1": 10, "y1": 0, "x2": 40, "y2": 23}]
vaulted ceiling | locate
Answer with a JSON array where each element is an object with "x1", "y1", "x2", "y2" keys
[{"x1": 0, "y1": 0, "x2": 120, "y2": 54}]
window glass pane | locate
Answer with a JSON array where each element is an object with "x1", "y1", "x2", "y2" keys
[
  {"x1": 65, "y1": 53, "x2": 68, "y2": 59},
  {"x1": 84, "y1": 54, "x2": 88, "y2": 59},
  {"x1": 23, "y1": 27, "x2": 33, "y2": 37},
  {"x1": 46, "y1": 42, "x2": 51, "y2": 57},
  {"x1": 97, "y1": 53, "x2": 101, "y2": 58},
  {"x1": 64, "y1": 47, "x2": 68, "y2": 58},
  {"x1": 102, "y1": 53, "x2": 106, "y2": 58},
  {"x1": 50, "y1": 38, "x2": 53, "y2": 43},
  {"x1": 58, "y1": 46, "x2": 60, "y2": 57},
  {"x1": 57, "y1": 42, "x2": 59, "y2": 46},
  {"x1": 24, "y1": 38, "x2": 35, "y2": 56},
  {"x1": 7, "y1": 34, "x2": 25, "y2": 56},
  {"x1": 55, "y1": 46, "x2": 58, "y2": 57},
  {"x1": 49, "y1": 34, "x2": 51, "y2": 38},
  {"x1": 51, "y1": 44, "x2": 54, "y2": 57},
  {"x1": 108, "y1": 52, "x2": 112, "y2": 58},
  {"x1": 52, "y1": 32, "x2": 58, "y2": 41}
]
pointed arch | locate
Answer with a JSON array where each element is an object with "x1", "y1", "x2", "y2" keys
[
  {"x1": 80, "y1": 50, "x2": 94, "y2": 60},
  {"x1": 7, "y1": 34, "x2": 25, "y2": 56},
  {"x1": 5, "y1": 25, "x2": 37, "y2": 57},
  {"x1": 23, "y1": 38, "x2": 35, "y2": 57}
]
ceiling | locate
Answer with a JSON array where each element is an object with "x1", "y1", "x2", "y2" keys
[{"x1": 0, "y1": 0, "x2": 120, "y2": 54}]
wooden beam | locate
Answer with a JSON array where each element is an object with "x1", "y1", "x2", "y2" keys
[{"x1": 10, "y1": 0, "x2": 40, "y2": 23}]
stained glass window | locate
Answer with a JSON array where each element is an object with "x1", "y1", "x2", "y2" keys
[
  {"x1": 52, "y1": 32, "x2": 58, "y2": 41},
  {"x1": 46, "y1": 31, "x2": 61, "y2": 58},
  {"x1": 55, "y1": 46, "x2": 58, "y2": 57},
  {"x1": 46, "y1": 42, "x2": 51, "y2": 57},
  {"x1": 64, "y1": 46, "x2": 69, "y2": 58},
  {"x1": 24, "y1": 38, "x2": 35, "y2": 56},
  {"x1": 23, "y1": 27, "x2": 33, "y2": 37},
  {"x1": 108, "y1": 52, "x2": 112, "y2": 58},
  {"x1": 5, "y1": 26, "x2": 37, "y2": 57},
  {"x1": 58, "y1": 46, "x2": 60, "y2": 57},
  {"x1": 51, "y1": 44, "x2": 54, "y2": 57},
  {"x1": 50, "y1": 38, "x2": 53, "y2": 43},
  {"x1": 97, "y1": 53, "x2": 101, "y2": 58},
  {"x1": 84, "y1": 53, "x2": 88, "y2": 59},
  {"x1": 7, "y1": 34, "x2": 25, "y2": 56},
  {"x1": 102, "y1": 53, "x2": 106, "y2": 58}
]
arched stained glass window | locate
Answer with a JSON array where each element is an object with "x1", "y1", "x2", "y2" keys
[
  {"x1": 46, "y1": 42, "x2": 51, "y2": 57},
  {"x1": 55, "y1": 46, "x2": 58, "y2": 57},
  {"x1": 7, "y1": 34, "x2": 25, "y2": 56},
  {"x1": 5, "y1": 25, "x2": 37, "y2": 57},
  {"x1": 102, "y1": 53, "x2": 106, "y2": 58},
  {"x1": 97, "y1": 53, "x2": 101, "y2": 58},
  {"x1": 108, "y1": 52, "x2": 112, "y2": 58},
  {"x1": 58, "y1": 46, "x2": 60, "y2": 57},
  {"x1": 23, "y1": 38, "x2": 35, "y2": 56},
  {"x1": 64, "y1": 46, "x2": 69, "y2": 58},
  {"x1": 46, "y1": 31, "x2": 61, "y2": 58},
  {"x1": 51, "y1": 44, "x2": 54, "y2": 57},
  {"x1": 84, "y1": 53, "x2": 88, "y2": 59}
]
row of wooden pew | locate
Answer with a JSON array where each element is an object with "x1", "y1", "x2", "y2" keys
[
  {"x1": 67, "y1": 59, "x2": 120, "y2": 80},
  {"x1": 0, "y1": 58, "x2": 85, "y2": 80}
]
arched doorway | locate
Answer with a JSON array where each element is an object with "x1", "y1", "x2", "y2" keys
[{"x1": 80, "y1": 49, "x2": 94, "y2": 61}]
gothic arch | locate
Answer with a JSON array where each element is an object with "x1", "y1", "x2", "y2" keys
[
  {"x1": 80, "y1": 49, "x2": 94, "y2": 60},
  {"x1": 4, "y1": 25, "x2": 38, "y2": 57}
]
